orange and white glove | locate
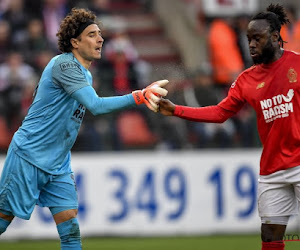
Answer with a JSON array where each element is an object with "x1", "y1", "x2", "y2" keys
[{"x1": 132, "y1": 79, "x2": 169, "y2": 112}]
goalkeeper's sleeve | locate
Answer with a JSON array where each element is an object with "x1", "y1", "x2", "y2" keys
[{"x1": 71, "y1": 85, "x2": 136, "y2": 115}]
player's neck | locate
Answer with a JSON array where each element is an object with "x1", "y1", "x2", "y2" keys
[
  {"x1": 273, "y1": 48, "x2": 284, "y2": 62},
  {"x1": 72, "y1": 51, "x2": 92, "y2": 69},
  {"x1": 262, "y1": 48, "x2": 284, "y2": 66}
]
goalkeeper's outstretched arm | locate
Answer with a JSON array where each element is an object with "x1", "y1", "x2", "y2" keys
[{"x1": 71, "y1": 80, "x2": 169, "y2": 115}]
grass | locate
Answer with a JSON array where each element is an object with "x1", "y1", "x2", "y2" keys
[{"x1": 0, "y1": 235, "x2": 299, "y2": 250}]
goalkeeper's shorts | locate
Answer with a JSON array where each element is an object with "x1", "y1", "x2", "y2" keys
[{"x1": 0, "y1": 145, "x2": 78, "y2": 220}]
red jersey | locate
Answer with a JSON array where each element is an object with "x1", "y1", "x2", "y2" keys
[{"x1": 175, "y1": 50, "x2": 300, "y2": 175}]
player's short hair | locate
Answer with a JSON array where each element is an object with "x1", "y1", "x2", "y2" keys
[
  {"x1": 251, "y1": 4, "x2": 289, "y2": 47},
  {"x1": 56, "y1": 8, "x2": 99, "y2": 53}
]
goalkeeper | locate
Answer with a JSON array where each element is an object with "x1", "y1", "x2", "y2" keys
[{"x1": 0, "y1": 7, "x2": 168, "y2": 250}]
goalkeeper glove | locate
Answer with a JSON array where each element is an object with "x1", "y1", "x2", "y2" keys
[{"x1": 132, "y1": 79, "x2": 169, "y2": 112}]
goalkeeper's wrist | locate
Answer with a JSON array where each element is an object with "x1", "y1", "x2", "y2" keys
[{"x1": 132, "y1": 90, "x2": 144, "y2": 105}]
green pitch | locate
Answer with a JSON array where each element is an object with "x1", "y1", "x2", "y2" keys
[{"x1": 0, "y1": 235, "x2": 299, "y2": 250}]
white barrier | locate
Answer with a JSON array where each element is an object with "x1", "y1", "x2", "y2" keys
[{"x1": 0, "y1": 149, "x2": 299, "y2": 240}]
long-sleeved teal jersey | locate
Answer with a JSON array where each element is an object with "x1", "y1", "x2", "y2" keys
[{"x1": 11, "y1": 52, "x2": 136, "y2": 175}]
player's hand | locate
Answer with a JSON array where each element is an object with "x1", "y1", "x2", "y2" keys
[
  {"x1": 158, "y1": 98, "x2": 175, "y2": 116},
  {"x1": 132, "y1": 79, "x2": 169, "y2": 112}
]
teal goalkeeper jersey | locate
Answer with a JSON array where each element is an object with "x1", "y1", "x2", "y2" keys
[{"x1": 11, "y1": 53, "x2": 95, "y2": 174}]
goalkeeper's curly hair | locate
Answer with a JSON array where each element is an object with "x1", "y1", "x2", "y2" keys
[{"x1": 56, "y1": 8, "x2": 99, "y2": 53}]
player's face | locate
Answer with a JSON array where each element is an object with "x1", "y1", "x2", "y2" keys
[
  {"x1": 76, "y1": 24, "x2": 104, "y2": 62},
  {"x1": 247, "y1": 20, "x2": 277, "y2": 65}
]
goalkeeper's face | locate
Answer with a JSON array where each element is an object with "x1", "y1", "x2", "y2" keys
[
  {"x1": 74, "y1": 24, "x2": 104, "y2": 62},
  {"x1": 247, "y1": 19, "x2": 278, "y2": 65}
]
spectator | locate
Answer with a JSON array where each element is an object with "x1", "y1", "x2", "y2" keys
[
  {"x1": 208, "y1": 18, "x2": 244, "y2": 93},
  {"x1": 42, "y1": 0, "x2": 69, "y2": 50},
  {"x1": 280, "y1": 5, "x2": 300, "y2": 53},
  {"x1": 33, "y1": 49, "x2": 55, "y2": 75},
  {"x1": 154, "y1": 71, "x2": 191, "y2": 150},
  {"x1": 104, "y1": 26, "x2": 139, "y2": 63},
  {"x1": 0, "y1": 0, "x2": 10, "y2": 18},
  {"x1": 183, "y1": 65, "x2": 235, "y2": 148},
  {"x1": 100, "y1": 25, "x2": 140, "y2": 94},
  {"x1": 0, "y1": 20, "x2": 13, "y2": 63},
  {"x1": 21, "y1": 18, "x2": 52, "y2": 65},
  {"x1": 234, "y1": 14, "x2": 253, "y2": 68},
  {"x1": 2, "y1": 0, "x2": 28, "y2": 44},
  {"x1": 99, "y1": 42, "x2": 154, "y2": 150},
  {"x1": 0, "y1": 52, "x2": 36, "y2": 132},
  {"x1": 103, "y1": 24, "x2": 151, "y2": 89},
  {"x1": 24, "y1": 0, "x2": 43, "y2": 18},
  {"x1": 89, "y1": 0, "x2": 111, "y2": 16},
  {"x1": 105, "y1": 47, "x2": 139, "y2": 94}
]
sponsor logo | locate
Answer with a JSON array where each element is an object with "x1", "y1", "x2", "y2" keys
[
  {"x1": 260, "y1": 89, "x2": 294, "y2": 123},
  {"x1": 72, "y1": 103, "x2": 86, "y2": 123},
  {"x1": 60, "y1": 62, "x2": 79, "y2": 71},
  {"x1": 133, "y1": 91, "x2": 142, "y2": 104},
  {"x1": 256, "y1": 82, "x2": 265, "y2": 89}
]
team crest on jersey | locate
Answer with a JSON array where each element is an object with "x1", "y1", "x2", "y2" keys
[
  {"x1": 60, "y1": 62, "x2": 79, "y2": 71},
  {"x1": 287, "y1": 68, "x2": 297, "y2": 83},
  {"x1": 256, "y1": 82, "x2": 265, "y2": 89}
]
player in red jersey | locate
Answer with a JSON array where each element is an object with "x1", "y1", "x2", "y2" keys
[{"x1": 159, "y1": 4, "x2": 298, "y2": 250}]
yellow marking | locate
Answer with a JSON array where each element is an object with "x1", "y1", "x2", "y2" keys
[{"x1": 256, "y1": 82, "x2": 265, "y2": 89}]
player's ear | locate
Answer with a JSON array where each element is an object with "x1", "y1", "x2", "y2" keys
[
  {"x1": 271, "y1": 31, "x2": 280, "y2": 43},
  {"x1": 70, "y1": 38, "x2": 79, "y2": 49}
]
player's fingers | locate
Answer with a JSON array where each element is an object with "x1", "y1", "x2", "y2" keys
[
  {"x1": 149, "y1": 92, "x2": 160, "y2": 103},
  {"x1": 148, "y1": 99, "x2": 159, "y2": 112},
  {"x1": 153, "y1": 79, "x2": 169, "y2": 87},
  {"x1": 143, "y1": 98, "x2": 157, "y2": 112},
  {"x1": 151, "y1": 87, "x2": 168, "y2": 97},
  {"x1": 145, "y1": 101, "x2": 155, "y2": 111}
]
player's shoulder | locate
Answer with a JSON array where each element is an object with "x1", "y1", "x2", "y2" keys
[
  {"x1": 284, "y1": 49, "x2": 300, "y2": 58},
  {"x1": 284, "y1": 49, "x2": 300, "y2": 55},
  {"x1": 53, "y1": 53, "x2": 80, "y2": 71},
  {"x1": 228, "y1": 66, "x2": 256, "y2": 90},
  {"x1": 236, "y1": 65, "x2": 256, "y2": 81}
]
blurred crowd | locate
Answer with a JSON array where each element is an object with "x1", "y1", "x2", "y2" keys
[{"x1": 0, "y1": 0, "x2": 299, "y2": 152}]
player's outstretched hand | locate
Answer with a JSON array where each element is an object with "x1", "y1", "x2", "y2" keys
[
  {"x1": 158, "y1": 98, "x2": 175, "y2": 116},
  {"x1": 132, "y1": 80, "x2": 169, "y2": 112}
]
